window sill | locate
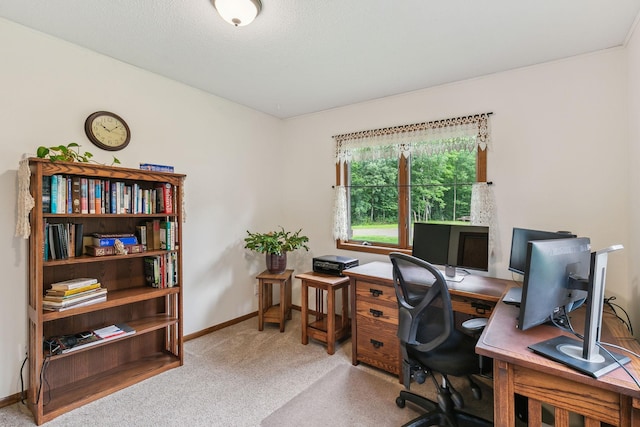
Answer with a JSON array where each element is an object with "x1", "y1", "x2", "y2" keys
[{"x1": 336, "y1": 241, "x2": 411, "y2": 257}]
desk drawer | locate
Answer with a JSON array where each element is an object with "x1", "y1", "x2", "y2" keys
[
  {"x1": 451, "y1": 295, "x2": 495, "y2": 318},
  {"x1": 356, "y1": 315, "x2": 400, "y2": 375},
  {"x1": 356, "y1": 298, "x2": 398, "y2": 326},
  {"x1": 355, "y1": 280, "x2": 397, "y2": 307}
]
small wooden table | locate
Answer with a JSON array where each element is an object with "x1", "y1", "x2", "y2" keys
[
  {"x1": 297, "y1": 271, "x2": 350, "y2": 355},
  {"x1": 257, "y1": 269, "x2": 293, "y2": 332}
]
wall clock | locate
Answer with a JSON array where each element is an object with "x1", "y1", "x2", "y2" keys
[{"x1": 84, "y1": 111, "x2": 131, "y2": 151}]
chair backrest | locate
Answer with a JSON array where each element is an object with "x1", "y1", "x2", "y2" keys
[{"x1": 390, "y1": 252, "x2": 455, "y2": 353}]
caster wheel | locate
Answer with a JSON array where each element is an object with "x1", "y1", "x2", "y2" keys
[{"x1": 396, "y1": 396, "x2": 406, "y2": 408}]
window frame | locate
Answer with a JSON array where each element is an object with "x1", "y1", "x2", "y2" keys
[{"x1": 336, "y1": 147, "x2": 487, "y2": 256}]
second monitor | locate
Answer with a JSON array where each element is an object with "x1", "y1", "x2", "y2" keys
[{"x1": 412, "y1": 222, "x2": 489, "y2": 272}]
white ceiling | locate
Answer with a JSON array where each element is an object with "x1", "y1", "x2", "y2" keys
[{"x1": 1, "y1": 0, "x2": 639, "y2": 119}]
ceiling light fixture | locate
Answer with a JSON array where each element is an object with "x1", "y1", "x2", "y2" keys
[{"x1": 213, "y1": 0, "x2": 262, "y2": 27}]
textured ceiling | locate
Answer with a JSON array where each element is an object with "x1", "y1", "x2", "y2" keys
[{"x1": 1, "y1": 0, "x2": 639, "y2": 119}]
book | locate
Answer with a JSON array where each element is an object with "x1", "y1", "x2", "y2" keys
[
  {"x1": 88, "y1": 178, "x2": 95, "y2": 214},
  {"x1": 146, "y1": 220, "x2": 161, "y2": 250},
  {"x1": 71, "y1": 177, "x2": 81, "y2": 213},
  {"x1": 156, "y1": 183, "x2": 173, "y2": 214},
  {"x1": 92, "y1": 235, "x2": 139, "y2": 247},
  {"x1": 144, "y1": 256, "x2": 160, "y2": 287},
  {"x1": 43, "y1": 288, "x2": 107, "y2": 306},
  {"x1": 50, "y1": 175, "x2": 58, "y2": 213},
  {"x1": 140, "y1": 163, "x2": 175, "y2": 173},
  {"x1": 42, "y1": 176, "x2": 51, "y2": 213},
  {"x1": 93, "y1": 323, "x2": 136, "y2": 340},
  {"x1": 80, "y1": 177, "x2": 88, "y2": 214},
  {"x1": 45, "y1": 283, "x2": 101, "y2": 297},
  {"x1": 43, "y1": 295, "x2": 106, "y2": 311},
  {"x1": 136, "y1": 225, "x2": 147, "y2": 250},
  {"x1": 44, "y1": 286, "x2": 104, "y2": 301},
  {"x1": 50, "y1": 277, "x2": 98, "y2": 290},
  {"x1": 85, "y1": 244, "x2": 145, "y2": 257}
]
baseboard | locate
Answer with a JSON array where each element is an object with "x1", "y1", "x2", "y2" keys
[
  {"x1": 0, "y1": 392, "x2": 21, "y2": 409},
  {"x1": 184, "y1": 306, "x2": 301, "y2": 341}
]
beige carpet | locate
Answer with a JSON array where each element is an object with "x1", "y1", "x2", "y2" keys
[{"x1": 261, "y1": 364, "x2": 420, "y2": 426}]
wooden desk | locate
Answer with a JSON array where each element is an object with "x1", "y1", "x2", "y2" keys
[
  {"x1": 476, "y1": 300, "x2": 640, "y2": 425},
  {"x1": 343, "y1": 261, "x2": 509, "y2": 377}
]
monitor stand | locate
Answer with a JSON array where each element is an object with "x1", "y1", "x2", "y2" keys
[{"x1": 528, "y1": 335, "x2": 629, "y2": 378}]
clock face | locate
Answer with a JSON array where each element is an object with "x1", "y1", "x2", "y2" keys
[{"x1": 85, "y1": 111, "x2": 130, "y2": 151}]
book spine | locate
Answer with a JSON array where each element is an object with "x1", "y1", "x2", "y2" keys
[
  {"x1": 66, "y1": 176, "x2": 72, "y2": 213},
  {"x1": 50, "y1": 175, "x2": 58, "y2": 214},
  {"x1": 88, "y1": 178, "x2": 95, "y2": 214},
  {"x1": 92, "y1": 236, "x2": 139, "y2": 247},
  {"x1": 58, "y1": 176, "x2": 66, "y2": 214},
  {"x1": 86, "y1": 244, "x2": 145, "y2": 257},
  {"x1": 95, "y1": 180, "x2": 102, "y2": 214},
  {"x1": 71, "y1": 177, "x2": 81, "y2": 214},
  {"x1": 42, "y1": 176, "x2": 51, "y2": 213},
  {"x1": 80, "y1": 178, "x2": 88, "y2": 214}
]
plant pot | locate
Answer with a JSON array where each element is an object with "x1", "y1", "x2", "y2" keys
[{"x1": 266, "y1": 252, "x2": 287, "y2": 274}]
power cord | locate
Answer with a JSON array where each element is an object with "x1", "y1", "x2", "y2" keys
[
  {"x1": 19, "y1": 353, "x2": 28, "y2": 404},
  {"x1": 603, "y1": 296, "x2": 633, "y2": 335}
]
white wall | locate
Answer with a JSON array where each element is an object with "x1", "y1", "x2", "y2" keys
[
  {"x1": 283, "y1": 49, "x2": 632, "y2": 327},
  {"x1": 0, "y1": 18, "x2": 284, "y2": 399},
  {"x1": 627, "y1": 21, "x2": 640, "y2": 335}
]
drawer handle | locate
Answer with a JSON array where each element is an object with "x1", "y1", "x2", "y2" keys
[
  {"x1": 369, "y1": 288, "x2": 382, "y2": 297},
  {"x1": 370, "y1": 339, "x2": 384, "y2": 349},
  {"x1": 369, "y1": 308, "x2": 383, "y2": 318}
]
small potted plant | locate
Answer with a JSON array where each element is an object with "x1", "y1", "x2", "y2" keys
[{"x1": 244, "y1": 227, "x2": 310, "y2": 274}]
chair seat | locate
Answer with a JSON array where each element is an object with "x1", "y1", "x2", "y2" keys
[{"x1": 408, "y1": 329, "x2": 480, "y2": 377}]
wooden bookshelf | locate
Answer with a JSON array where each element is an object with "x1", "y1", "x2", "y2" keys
[{"x1": 26, "y1": 158, "x2": 185, "y2": 425}]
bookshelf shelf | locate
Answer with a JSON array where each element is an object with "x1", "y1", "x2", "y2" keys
[
  {"x1": 26, "y1": 158, "x2": 186, "y2": 425},
  {"x1": 38, "y1": 352, "x2": 180, "y2": 424},
  {"x1": 42, "y1": 249, "x2": 178, "y2": 267}
]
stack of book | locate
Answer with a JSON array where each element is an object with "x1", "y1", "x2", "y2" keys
[
  {"x1": 85, "y1": 232, "x2": 145, "y2": 257},
  {"x1": 43, "y1": 278, "x2": 107, "y2": 311}
]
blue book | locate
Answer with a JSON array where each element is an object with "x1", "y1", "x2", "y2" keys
[
  {"x1": 50, "y1": 175, "x2": 58, "y2": 214},
  {"x1": 92, "y1": 236, "x2": 138, "y2": 247}
]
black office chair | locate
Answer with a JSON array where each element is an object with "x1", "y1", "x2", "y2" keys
[{"x1": 389, "y1": 252, "x2": 492, "y2": 427}]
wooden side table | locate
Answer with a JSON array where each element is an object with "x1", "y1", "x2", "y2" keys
[
  {"x1": 297, "y1": 271, "x2": 350, "y2": 355},
  {"x1": 257, "y1": 269, "x2": 293, "y2": 332}
]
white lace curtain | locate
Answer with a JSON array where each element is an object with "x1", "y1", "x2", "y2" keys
[{"x1": 332, "y1": 113, "x2": 494, "y2": 243}]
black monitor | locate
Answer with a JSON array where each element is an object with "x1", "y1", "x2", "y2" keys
[
  {"x1": 412, "y1": 223, "x2": 489, "y2": 271},
  {"x1": 518, "y1": 237, "x2": 591, "y2": 331},
  {"x1": 508, "y1": 227, "x2": 576, "y2": 275},
  {"x1": 520, "y1": 238, "x2": 628, "y2": 377}
]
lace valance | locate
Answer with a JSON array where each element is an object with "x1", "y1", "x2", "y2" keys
[{"x1": 333, "y1": 113, "x2": 491, "y2": 164}]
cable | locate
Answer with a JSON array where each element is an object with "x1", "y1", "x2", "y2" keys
[
  {"x1": 603, "y1": 296, "x2": 633, "y2": 335},
  {"x1": 19, "y1": 353, "x2": 28, "y2": 404},
  {"x1": 36, "y1": 355, "x2": 51, "y2": 406},
  {"x1": 553, "y1": 309, "x2": 640, "y2": 389}
]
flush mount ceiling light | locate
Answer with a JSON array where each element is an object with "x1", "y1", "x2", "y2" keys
[{"x1": 213, "y1": 0, "x2": 262, "y2": 27}]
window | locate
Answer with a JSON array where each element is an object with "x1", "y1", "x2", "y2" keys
[{"x1": 333, "y1": 114, "x2": 491, "y2": 256}]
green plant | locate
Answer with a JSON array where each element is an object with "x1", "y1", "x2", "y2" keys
[
  {"x1": 244, "y1": 227, "x2": 309, "y2": 255},
  {"x1": 37, "y1": 143, "x2": 120, "y2": 165}
]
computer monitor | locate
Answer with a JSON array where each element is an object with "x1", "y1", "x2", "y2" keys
[
  {"x1": 508, "y1": 227, "x2": 576, "y2": 275},
  {"x1": 520, "y1": 238, "x2": 628, "y2": 377},
  {"x1": 518, "y1": 237, "x2": 591, "y2": 331},
  {"x1": 412, "y1": 223, "x2": 489, "y2": 271}
]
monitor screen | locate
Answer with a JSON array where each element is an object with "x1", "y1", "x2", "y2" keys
[
  {"x1": 518, "y1": 237, "x2": 591, "y2": 331},
  {"x1": 508, "y1": 227, "x2": 576, "y2": 275},
  {"x1": 412, "y1": 223, "x2": 489, "y2": 271}
]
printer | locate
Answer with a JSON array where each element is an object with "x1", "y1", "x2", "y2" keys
[{"x1": 312, "y1": 255, "x2": 359, "y2": 276}]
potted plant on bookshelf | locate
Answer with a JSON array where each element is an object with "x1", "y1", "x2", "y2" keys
[
  {"x1": 244, "y1": 227, "x2": 310, "y2": 274},
  {"x1": 37, "y1": 143, "x2": 120, "y2": 165}
]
